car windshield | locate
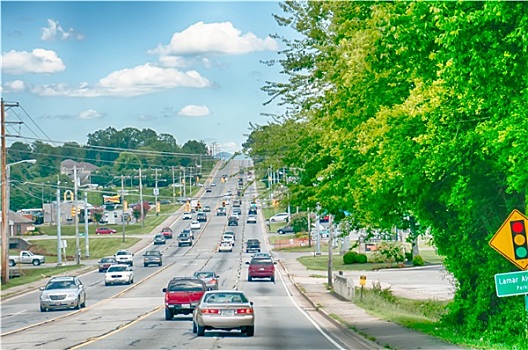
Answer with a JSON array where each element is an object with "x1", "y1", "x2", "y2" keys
[
  {"x1": 194, "y1": 272, "x2": 214, "y2": 279},
  {"x1": 168, "y1": 280, "x2": 204, "y2": 292},
  {"x1": 144, "y1": 251, "x2": 159, "y2": 256},
  {"x1": 251, "y1": 259, "x2": 273, "y2": 265},
  {"x1": 116, "y1": 251, "x2": 130, "y2": 256},
  {"x1": 46, "y1": 280, "x2": 75, "y2": 290},
  {"x1": 204, "y1": 293, "x2": 247, "y2": 304},
  {"x1": 101, "y1": 258, "x2": 115, "y2": 263},
  {"x1": 107, "y1": 266, "x2": 127, "y2": 272},
  {"x1": 180, "y1": 234, "x2": 189, "y2": 238}
]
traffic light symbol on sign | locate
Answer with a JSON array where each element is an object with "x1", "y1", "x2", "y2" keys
[
  {"x1": 511, "y1": 220, "x2": 528, "y2": 260},
  {"x1": 71, "y1": 207, "x2": 77, "y2": 216}
]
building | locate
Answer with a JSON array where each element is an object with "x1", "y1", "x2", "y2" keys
[{"x1": 60, "y1": 160, "x2": 99, "y2": 186}]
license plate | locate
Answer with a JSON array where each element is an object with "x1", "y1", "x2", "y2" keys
[
  {"x1": 182, "y1": 304, "x2": 191, "y2": 308},
  {"x1": 221, "y1": 309, "x2": 234, "y2": 316}
]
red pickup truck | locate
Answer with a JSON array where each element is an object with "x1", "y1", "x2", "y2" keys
[{"x1": 162, "y1": 277, "x2": 207, "y2": 320}]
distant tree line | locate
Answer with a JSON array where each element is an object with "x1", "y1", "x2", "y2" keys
[{"x1": 7, "y1": 127, "x2": 212, "y2": 211}]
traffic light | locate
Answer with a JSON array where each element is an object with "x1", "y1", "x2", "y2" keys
[
  {"x1": 510, "y1": 220, "x2": 528, "y2": 260},
  {"x1": 71, "y1": 207, "x2": 77, "y2": 217},
  {"x1": 222, "y1": 201, "x2": 226, "y2": 207}
]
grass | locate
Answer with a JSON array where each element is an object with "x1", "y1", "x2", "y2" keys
[
  {"x1": 17, "y1": 237, "x2": 141, "y2": 263},
  {"x1": 2, "y1": 265, "x2": 85, "y2": 290},
  {"x1": 298, "y1": 253, "x2": 391, "y2": 271}
]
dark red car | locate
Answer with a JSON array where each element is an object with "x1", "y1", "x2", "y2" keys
[
  {"x1": 95, "y1": 227, "x2": 117, "y2": 235},
  {"x1": 246, "y1": 258, "x2": 276, "y2": 282},
  {"x1": 161, "y1": 227, "x2": 173, "y2": 239},
  {"x1": 162, "y1": 277, "x2": 207, "y2": 320},
  {"x1": 98, "y1": 256, "x2": 117, "y2": 272}
]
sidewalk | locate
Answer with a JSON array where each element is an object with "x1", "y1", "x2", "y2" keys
[{"x1": 279, "y1": 256, "x2": 463, "y2": 350}]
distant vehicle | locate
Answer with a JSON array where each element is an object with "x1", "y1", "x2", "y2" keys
[
  {"x1": 98, "y1": 256, "x2": 117, "y2": 272},
  {"x1": 232, "y1": 199, "x2": 241, "y2": 207},
  {"x1": 228, "y1": 215, "x2": 239, "y2": 226},
  {"x1": 190, "y1": 220, "x2": 201, "y2": 230},
  {"x1": 161, "y1": 227, "x2": 173, "y2": 239},
  {"x1": 218, "y1": 241, "x2": 233, "y2": 253},
  {"x1": 245, "y1": 239, "x2": 261, "y2": 253},
  {"x1": 160, "y1": 199, "x2": 171, "y2": 205},
  {"x1": 9, "y1": 250, "x2": 45, "y2": 267},
  {"x1": 95, "y1": 227, "x2": 117, "y2": 235},
  {"x1": 232, "y1": 207, "x2": 242, "y2": 216},
  {"x1": 222, "y1": 233, "x2": 235, "y2": 246},
  {"x1": 163, "y1": 277, "x2": 207, "y2": 320},
  {"x1": 39, "y1": 276, "x2": 86, "y2": 312},
  {"x1": 203, "y1": 205, "x2": 211, "y2": 212},
  {"x1": 248, "y1": 208, "x2": 257, "y2": 215},
  {"x1": 205, "y1": 187, "x2": 212, "y2": 193},
  {"x1": 211, "y1": 182, "x2": 216, "y2": 187},
  {"x1": 246, "y1": 258, "x2": 276, "y2": 282},
  {"x1": 246, "y1": 215, "x2": 257, "y2": 224},
  {"x1": 252, "y1": 252, "x2": 272, "y2": 260},
  {"x1": 269, "y1": 212, "x2": 290, "y2": 222},
  {"x1": 192, "y1": 290, "x2": 255, "y2": 337},
  {"x1": 193, "y1": 271, "x2": 220, "y2": 290},
  {"x1": 153, "y1": 234, "x2": 166, "y2": 245},
  {"x1": 196, "y1": 212, "x2": 207, "y2": 222},
  {"x1": 114, "y1": 249, "x2": 134, "y2": 266},
  {"x1": 182, "y1": 212, "x2": 193, "y2": 220},
  {"x1": 105, "y1": 264, "x2": 134, "y2": 286},
  {"x1": 216, "y1": 207, "x2": 227, "y2": 216},
  {"x1": 178, "y1": 233, "x2": 192, "y2": 247},
  {"x1": 143, "y1": 250, "x2": 162, "y2": 267},
  {"x1": 277, "y1": 225, "x2": 295, "y2": 234}
]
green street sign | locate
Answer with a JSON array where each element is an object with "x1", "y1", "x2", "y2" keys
[{"x1": 494, "y1": 271, "x2": 528, "y2": 297}]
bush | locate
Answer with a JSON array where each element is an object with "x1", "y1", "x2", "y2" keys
[
  {"x1": 405, "y1": 251, "x2": 413, "y2": 262},
  {"x1": 343, "y1": 251, "x2": 358, "y2": 264},
  {"x1": 356, "y1": 253, "x2": 368, "y2": 263},
  {"x1": 412, "y1": 255, "x2": 424, "y2": 266}
]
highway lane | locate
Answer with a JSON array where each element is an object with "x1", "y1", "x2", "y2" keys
[{"x1": 1, "y1": 159, "x2": 373, "y2": 349}]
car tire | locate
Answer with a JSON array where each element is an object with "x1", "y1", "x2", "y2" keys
[
  {"x1": 130, "y1": 278, "x2": 134, "y2": 284},
  {"x1": 32, "y1": 259, "x2": 41, "y2": 266},
  {"x1": 81, "y1": 298, "x2": 86, "y2": 308},
  {"x1": 40, "y1": 305, "x2": 46, "y2": 312},
  {"x1": 9, "y1": 260, "x2": 15, "y2": 267},
  {"x1": 271, "y1": 275, "x2": 275, "y2": 282},
  {"x1": 144, "y1": 264, "x2": 148, "y2": 267},
  {"x1": 159, "y1": 262, "x2": 162, "y2": 266},
  {"x1": 74, "y1": 298, "x2": 81, "y2": 310},
  {"x1": 165, "y1": 309, "x2": 173, "y2": 320},
  {"x1": 245, "y1": 326, "x2": 255, "y2": 337},
  {"x1": 248, "y1": 276, "x2": 252, "y2": 282},
  {"x1": 192, "y1": 321, "x2": 197, "y2": 333},
  {"x1": 197, "y1": 325, "x2": 205, "y2": 336},
  {"x1": 105, "y1": 282, "x2": 109, "y2": 286},
  {"x1": 278, "y1": 230, "x2": 284, "y2": 234},
  {"x1": 99, "y1": 269, "x2": 103, "y2": 272}
]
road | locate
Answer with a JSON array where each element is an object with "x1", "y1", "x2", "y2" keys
[{"x1": 1, "y1": 159, "x2": 375, "y2": 350}]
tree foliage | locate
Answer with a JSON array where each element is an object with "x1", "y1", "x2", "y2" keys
[{"x1": 249, "y1": 1, "x2": 528, "y2": 343}]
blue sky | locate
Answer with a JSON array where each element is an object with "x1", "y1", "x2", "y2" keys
[{"x1": 1, "y1": 1, "x2": 289, "y2": 154}]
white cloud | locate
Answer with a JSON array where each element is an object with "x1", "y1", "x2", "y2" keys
[
  {"x1": 158, "y1": 55, "x2": 191, "y2": 68},
  {"x1": 178, "y1": 105, "x2": 210, "y2": 117},
  {"x1": 31, "y1": 63, "x2": 211, "y2": 97},
  {"x1": 3, "y1": 80, "x2": 26, "y2": 92},
  {"x1": 41, "y1": 18, "x2": 84, "y2": 41},
  {"x1": 98, "y1": 63, "x2": 211, "y2": 95},
  {"x1": 217, "y1": 141, "x2": 239, "y2": 154},
  {"x1": 2, "y1": 48, "x2": 65, "y2": 74},
  {"x1": 138, "y1": 114, "x2": 156, "y2": 121},
  {"x1": 153, "y1": 21, "x2": 279, "y2": 56},
  {"x1": 79, "y1": 109, "x2": 103, "y2": 120}
]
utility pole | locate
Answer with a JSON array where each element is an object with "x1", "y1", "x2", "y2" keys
[
  {"x1": 139, "y1": 167, "x2": 144, "y2": 227},
  {"x1": 171, "y1": 166, "x2": 175, "y2": 204},
  {"x1": 154, "y1": 168, "x2": 159, "y2": 216},
  {"x1": 74, "y1": 165, "x2": 80, "y2": 265},
  {"x1": 56, "y1": 178, "x2": 62, "y2": 266},
  {"x1": 84, "y1": 191, "x2": 89, "y2": 257},
  {"x1": 315, "y1": 202, "x2": 321, "y2": 256},
  {"x1": 307, "y1": 208, "x2": 311, "y2": 248},
  {"x1": 121, "y1": 175, "x2": 126, "y2": 242},
  {"x1": 328, "y1": 214, "x2": 333, "y2": 288},
  {"x1": 1, "y1": 99, "x2": 10, "y2": 284}
]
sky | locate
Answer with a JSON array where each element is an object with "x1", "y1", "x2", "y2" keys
[{"x1": 1, "y1": 1, "x2": 290, "y2": 154}]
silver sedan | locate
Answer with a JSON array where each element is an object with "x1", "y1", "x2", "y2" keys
[{"x1": 192, "y1": 290, "x2": 255, "y2": 336}]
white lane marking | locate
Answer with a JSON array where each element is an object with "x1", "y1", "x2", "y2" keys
[{"x1": 276, "y1": 269, "x2": 345, "y2": 350}]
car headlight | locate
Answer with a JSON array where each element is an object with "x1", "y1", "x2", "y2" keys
[
  {"x1": 40, "y1": 294, "x2": 48, "y2": 301},
  {"x1": 67, "y1": 293, "x2": 77, "y2": 299}
]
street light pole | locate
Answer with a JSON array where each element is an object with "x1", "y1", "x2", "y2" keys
[
  {"x1": 84, "y1": 191, "x2": 89, "y2": 257},
  {"x1": 328, "y1": 214, "x2": 333, "y2": 288},
  {"x1": 121, "y1": 175, "x2": 126, "y2": 242},
  {"x1": 315, "y1": 202, "x2": 321, "y2": 256},
  {"x1": 74, "y1": 165, "x2": 80, "y2": 265}
]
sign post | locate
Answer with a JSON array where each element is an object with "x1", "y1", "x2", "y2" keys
[{"x1": 490, "y1": 209, "x2": 528, "y2": 326}]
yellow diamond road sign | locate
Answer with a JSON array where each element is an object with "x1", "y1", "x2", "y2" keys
[{"x1": 489, "y1": 209, "x2": 528, "y2": 270}]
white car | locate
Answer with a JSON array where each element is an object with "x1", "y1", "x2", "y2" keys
[
  {"x1": 190, "y1": 220, "x2": 201, "y2": 230},
  {"x1": 246, "y1": 215, "x2": 257, "y2": 224},
  {"x1": 222, "y1": 233, "x2": 235, "y2": 246},
  {"x1": 105, "y1": 264, "x2": 134, "y2": 285},
  {"x1": 218, "y1": 241, "x2": 233, "y2": 253},
  {"x1": 114, "y1": 249, "x2": 134, "y2": 266},
  {"x1": 269, "y1": 212, "x2": 290, "y2": 222},
  {"x1": 183, "y1": 212, "x2": 193, "y2": 220}
]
